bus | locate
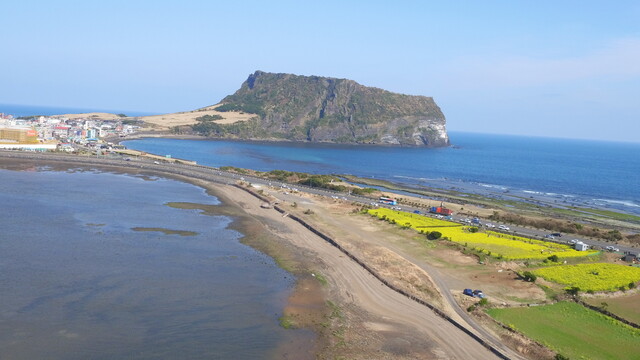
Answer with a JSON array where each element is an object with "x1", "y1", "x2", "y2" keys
[{"x1": 379, "y1": 196, "x2": 397, "y2": 205}]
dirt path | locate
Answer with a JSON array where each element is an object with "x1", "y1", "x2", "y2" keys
[
  {"x1": 265, "y1": 190, "x2": 529, "y2": 359},
  {"x1": 216, "y1": 185, "x2": 504, "y2": 359}
]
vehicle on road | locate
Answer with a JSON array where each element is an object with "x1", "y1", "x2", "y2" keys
[
  {"x1": 550, "y1": 233, "x2": 562, "y2": 237},
  {"x1": 379, "y1": 196, "x2": 397, "y2": 205},
  {"x1": 498, "y1": 225, "x2": 510, "y2": 231},
  {"x1": 430, "y1": 205, "x2": 453, "y2": 216},
  {"x1": 485, "y1": 223, "x2": 495, "y2": 228}
]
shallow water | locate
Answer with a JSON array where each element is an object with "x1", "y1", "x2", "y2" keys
[{"x1": 0, "y1": 166, "x2": 309, "y2": 359}]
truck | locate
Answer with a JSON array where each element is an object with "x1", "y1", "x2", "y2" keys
[{"x1": 430, "y1": 206, "x2": 453, "y2": 216}]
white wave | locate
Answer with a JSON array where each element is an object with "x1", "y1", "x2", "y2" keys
[
  {"x1": 393, "y1": 175, "x2": 445, "y2": 182},
  {"x1": 478, "y1": 183, "x2": 509, "y2": 191},
  {"x1": 594, "y1": 199, "x2": 640, "y2": 208}
]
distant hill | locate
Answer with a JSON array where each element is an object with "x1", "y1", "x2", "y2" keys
[{"x1": 192, "y1": 71, "x2": 449, "y2": 147}]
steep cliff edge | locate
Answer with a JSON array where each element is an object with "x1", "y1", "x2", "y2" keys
[{"x1": 194, "y1": 71, "x2": 449, "y2": 147}]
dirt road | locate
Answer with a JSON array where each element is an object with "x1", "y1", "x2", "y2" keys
[{"x1": 216, "y1": 185, "x2": 505, "y2": 359}]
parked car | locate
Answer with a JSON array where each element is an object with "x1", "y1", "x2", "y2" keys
[
  {"x1": 544, "y1": 234, "x2": 555, "y2": 239},
  {"x1": 498, "y1": 225, "x2": 510, "y2": 231},
  {"x1": 463, "y1": 288, "x2": 486, "y2": 298},
  {"x1": 473, "y1": 290, "x2": 485, "y2": 298},
  {"x1": 485, "y1": 223, "x2": 496, "y2": 228},
  {"x1": 550, "y1": 233, "x2": 562, "y2": 237}
]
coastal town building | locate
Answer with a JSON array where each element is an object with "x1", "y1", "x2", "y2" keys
[{"x1": 0, "y1": 112, "x2": 140, "y2": 152}]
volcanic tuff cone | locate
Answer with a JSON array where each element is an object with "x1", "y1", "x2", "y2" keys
[{"x1": 196, "y1": 71, "x2": 449, "y2": 147}]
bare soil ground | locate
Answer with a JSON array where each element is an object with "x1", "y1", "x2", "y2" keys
[
  {"x1": 288, "y1": 191, "x2": 546, "y2": 307},
  {"x1": 214, "y1": 185, "x2": 505, "y2": 359},
  {"x1": 56, "y1": 104, "x2": 255, "y2": 131},
  {"x1": 138, "y1": 104, "x2": 255, "y2": 130}
]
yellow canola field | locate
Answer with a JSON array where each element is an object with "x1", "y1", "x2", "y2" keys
[
  {"x1": 532, "y1": 263, "x2": 640, "y2": 292},
  {"x1": 368, "y1": 208, "x2": 598, "y2": 260}
]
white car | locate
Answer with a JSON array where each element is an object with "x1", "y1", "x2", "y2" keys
[
  {"x1": 485, "y1": 223, "x2": 496, "y2": 228},
  {"x1": 498, "y1": 225, "x2": 510, "y2": 231}
]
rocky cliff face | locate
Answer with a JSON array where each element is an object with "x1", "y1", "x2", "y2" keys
[{"x1": 210, "y1": 71, "x2": 449, "y2": 147}]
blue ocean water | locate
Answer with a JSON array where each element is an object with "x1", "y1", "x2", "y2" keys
[
  {"x1": 0, "y1": 103, "x2": 154, "y2": 117},
  {"x1": 123, "y1": 132, "x2": 640, "y2": 215}
]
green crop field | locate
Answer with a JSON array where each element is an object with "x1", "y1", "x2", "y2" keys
[
  {"x1": 368, "y1": 208, "x2": 598, "y2": 260},
  {"x1": 487, "y1": 302, "x2": 640, "y2": 359},
  {"x1": 532, "y1": 263, "x2": 640, "y2": 292}
]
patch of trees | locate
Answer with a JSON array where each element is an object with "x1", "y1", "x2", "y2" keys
[
  {"x1": 350, "y1": 187, "x2": 377, "y2": 195},
  {"x1": 191, "y1": 120, "x2": 252, "y2": 137},
  {"x1": 196, "y1": 114, "x2": 223, "y2": 122},
  {"x1": 215, "y1": 102, "x2": 265, "y2": 117}
]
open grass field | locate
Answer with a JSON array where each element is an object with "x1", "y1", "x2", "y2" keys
[
  {"x1": 487, "y1": 302, "x2": 640, "y2": 360},
  {"x1": 532, "y1": 263, "x2": 640, "y2": 292},
  {"x1": 368, "y1": 208, "x2": 598, "y2": 260},
  {"x1": 585, "y1": 293, "x2": 640, "y2": 324}
]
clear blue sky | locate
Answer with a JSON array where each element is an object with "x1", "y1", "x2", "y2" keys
[{"x1": 2, "y1": 1, "x2": 639, "y2": 142}]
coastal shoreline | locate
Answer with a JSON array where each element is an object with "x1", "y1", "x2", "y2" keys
[
  {"x1": 0, "y1": 151, "x2": 514, "y2": 359},
  {"x1": 120, "y1": 136, "x2": 640, "y2": 220}
]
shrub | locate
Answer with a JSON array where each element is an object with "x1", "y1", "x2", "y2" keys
[
  {"x1": 548, "y1": 254, "x2": 559, "y2": 262},
  {"x1": 522, "y1": 271, "x2": 537, "y2": 283},
  {"x1": 566, "y1": 286, "x2": 580, "y2": 296},
  {"x1": 427, "y1": 231, "x2": 442, "y2": 240}
]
